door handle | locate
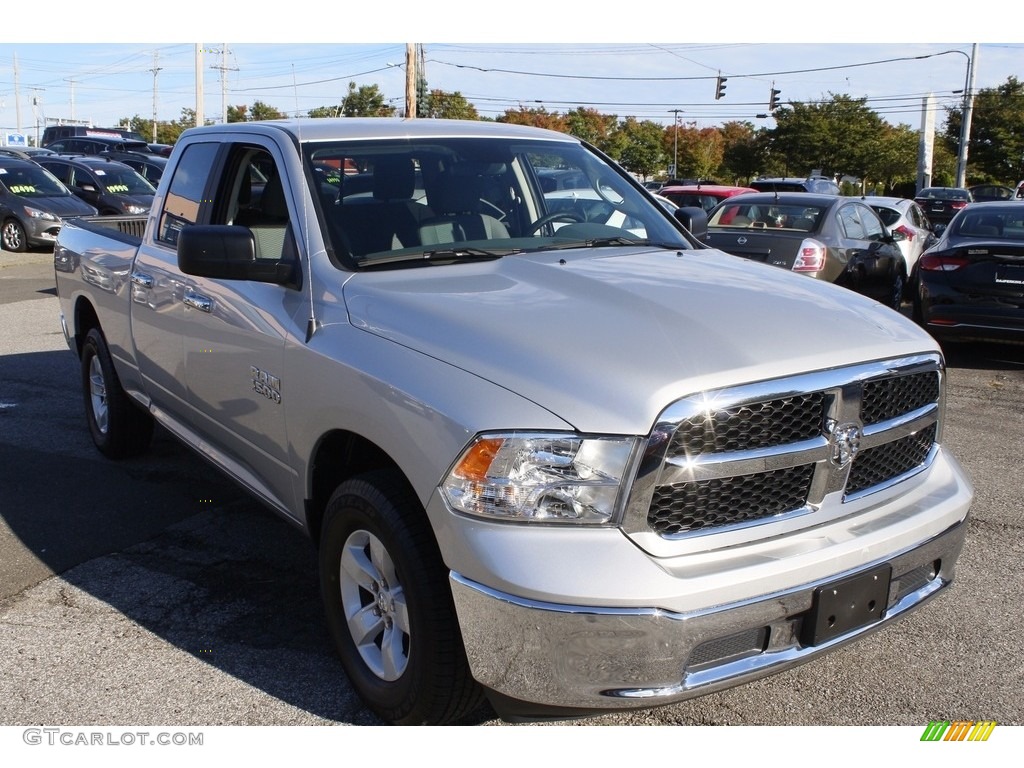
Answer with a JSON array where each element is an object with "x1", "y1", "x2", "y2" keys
[
  {"x1": 130, "y1": 272, "x2": 154, "y2": 289},
  {"x1": 183, "y1": 288, "x2": 213, "y2": 313}
]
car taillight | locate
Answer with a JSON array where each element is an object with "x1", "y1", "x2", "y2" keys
[
  {"x1": 895, "y1": 224, "x2": 915, "y2": 241},
  {"x1": 950, "y1": 201, "x2": 968, "y2": 210},
  {"x1": 920, "y1": 253, "x2": 970, "y2": 271},
  {"x1": 793, "y1": 239, "x2": 826, "y2": 272}
]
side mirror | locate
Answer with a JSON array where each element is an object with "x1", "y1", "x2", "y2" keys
[
  {"x1": 674, "y1": 205, "x2": 708, "y2": 239},
  {"x1": 178, "y1": 224, "x2": 297, "y2": 286}
]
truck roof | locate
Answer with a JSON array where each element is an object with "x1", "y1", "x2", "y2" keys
[{"x1": 178, "y1": 117, "x2": 581, "y2": 144}]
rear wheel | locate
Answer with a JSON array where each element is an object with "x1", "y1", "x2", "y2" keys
[
  {"x1": 2, "y1": 219, "x2": 27, "y2": 252},
  {"x1": 81, "y1": 327, "x2": 154, "y2": 458},
  {"x1": 319, "y1": 470, "x2": 483, "y2": 725}
]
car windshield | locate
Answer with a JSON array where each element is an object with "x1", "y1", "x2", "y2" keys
[
  {"x1": 708, "y1": 201, "x2": 827, "y2": 231},
  {"x1": 0, "y1": 165, "x2": 72, "y2": 198},
  {"x1": 303, "y1": 136, "x2": 689, "y2": 268},
  {"x1": 93, "y1": 166, "x2": 156, "y2": 195},
  {"x1": 950, "y1": 209, "x2": 1024, "y2": 240}
]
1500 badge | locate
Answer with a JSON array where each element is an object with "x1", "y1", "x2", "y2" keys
[{"x1": 251, "y1": 366, "x2": 282, "y2": 404}]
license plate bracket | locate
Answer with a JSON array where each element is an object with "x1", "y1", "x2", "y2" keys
[{"x1": 802, "y1": 564, "x2": 892, "y2": 646}]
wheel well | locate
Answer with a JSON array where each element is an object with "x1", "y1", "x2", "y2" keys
[
  {"x1": 73, "y1": 297, "x2": 101, "y2": 357},
  {"x1": 307, "y1": 430, "x2": 407, "y2": 544}
]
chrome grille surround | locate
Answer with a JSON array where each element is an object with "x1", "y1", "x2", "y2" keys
[{"x1": 623, "y1": 354, "x2": 944, "y2": 543}]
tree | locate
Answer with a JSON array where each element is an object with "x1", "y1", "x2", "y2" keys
[
  {"x1": 944, "y1": 75, "x2": 1024, "y2": 184},
  {"x1": 865, "y1": 123, "x2": 919, "y2": 194},
  {"x1": 308, "y1": 105, "x2": 342, "y2": 118},
  {"x1": 340, "y1": 82, "x2": 396, "y2": 117},
  {"x1": 770, "y1": 94, "x2": 884, "y2": 180},
  {"x1": 718, "y1": 121, "x2": 764, "y2": 184},
  {"x1": 250, "y1": 101, "x2": 285, "y2": 121},
  {"x1": 422, "y1": 90, "x2": 479, "y2": 120},
  {"x1": 496, "y1": 106, "x2": 566, "y2": 132},
  {"x1": 227, "y1": 104, "x2": 248, "y2": 123},
  {"x1": 666, "y1": 123, "x2": 724, "y2": 180},
  {"x1": 615, "y1": 118, "x2": 666, "y2": 179},
  {"x1": 564, "y1": 107, "x2": 619, "y2": 154}
]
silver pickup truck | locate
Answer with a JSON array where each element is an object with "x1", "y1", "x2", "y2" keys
[{"x1": 53, "y1": 118, "x2": 973, "y2": 724}]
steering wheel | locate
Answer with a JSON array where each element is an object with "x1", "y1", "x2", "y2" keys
[{"x1": 525, "y1": 211, "x2": 584, "y2": 235}]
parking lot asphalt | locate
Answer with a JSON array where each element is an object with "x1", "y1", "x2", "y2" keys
[{"x1": 1, "y1": 250, "x2": 1021, "y2": 729}]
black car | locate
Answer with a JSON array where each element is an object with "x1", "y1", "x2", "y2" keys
[
  {"x1": 43, "y1": 136, "x2": 152, "y2": 156},
  {"x1": 704, "y1": 192, "x2": 906, "y2": 309},
  {"x1": 35, "y1": 155, "x2": 156, "y2": 216},
  {"x1": 749, "y1": 176, "x2": 841, "y2": 195},
  {"x1": 967, "y1": 184, "x2": 1014, "y2": 202},
  {"x1": 0, "y1": 157, "x2": 97, "y2": 251},
  {"x1": 914, "y1": 201, "x2": 1024, "y2": 345},
  {"x1": 913, "y1": 187, "x2": 972, "y2": 228},
  {"x1": 107, "y1": 152, "x2": 168, "y2": 185}
]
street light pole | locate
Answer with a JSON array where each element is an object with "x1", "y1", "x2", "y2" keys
[{"x1": 668, "y1": 108, "x2": 683, "y2": 178}]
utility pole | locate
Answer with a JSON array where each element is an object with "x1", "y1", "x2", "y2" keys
[
  {"x1": 13, "y1": 53, "x2": 22, "y2": 132},
  {"x1": 955, "y1": 43, "x2": 979, "y2": 188},
  {"x1": 195, "y1": 45, "x2": 204, "y2": 127},
  {"x1": 209, "y1": 44, "x2": 238, "y2": 124},
  {"x1": 405, "y1": 43, "x2": 417, "y2": 118},
  {"x1": 65, "y1": 77, "x2": 76, "y2": 122},
  {"x1": 149, "y1": 51, "x2": 162, "y2": 143}
]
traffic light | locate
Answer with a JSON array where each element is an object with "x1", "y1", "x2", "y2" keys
[
  {"x1": 715, "y1": 74, "x2": 728, "y2": 101},
  {"x1": 769, "y1": 86, "x2": 782, "y2": 111}
]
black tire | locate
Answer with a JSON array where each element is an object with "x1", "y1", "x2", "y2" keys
[
  {"x1": 889, "y1": 264, "x2": 907, "y2": 311},
  {"x1": 81, "y1": 327, "x2": 154, "y2": 458},
  {"x1": 2, "y1": 218, "x2": 27, "y2": 252},
  {"x1": 319, "y1": 470, "x2": 484, "y2": 725}
]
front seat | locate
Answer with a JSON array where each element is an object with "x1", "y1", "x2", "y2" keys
[{"x1": 419, "y1": 183, "x2": 510, "y2": 245}]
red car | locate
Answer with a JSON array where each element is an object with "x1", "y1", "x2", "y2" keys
[{"x1": 659, "y1": 184, "x2": 757, "y2": 213}]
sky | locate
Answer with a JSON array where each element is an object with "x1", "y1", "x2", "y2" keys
[{"x1": 0, "y1": 5, "x2": 1018, "y2": 143}]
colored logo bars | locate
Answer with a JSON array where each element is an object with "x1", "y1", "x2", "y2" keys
[{"x1": 921, "y1": 721, "x2": 997, "y2": 742}]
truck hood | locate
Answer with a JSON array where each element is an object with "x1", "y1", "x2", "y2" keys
[{"x1": 343, "y1": 246, "x2": 938, "y2": 434}]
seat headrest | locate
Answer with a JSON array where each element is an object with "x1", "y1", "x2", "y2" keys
[
  {"x1": 260, "y1": 172, "x2": 288, "y2": 221},
  {"x1": 373, "y1": 156, "x2": 415, "y2": 201}
]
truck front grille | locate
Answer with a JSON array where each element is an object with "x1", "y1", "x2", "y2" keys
[{"x1": 626, "y1": 356, "x2": 943, "y2": 539}]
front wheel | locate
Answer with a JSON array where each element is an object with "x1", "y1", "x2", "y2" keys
[
  {"x1": 319, "y1": 470, "x2": 483, "y2": 725},
  {"x1": 80, "y1": 327, "x2": 154, "y2": 458},
  {"x1": 2, "y1": 219, "x2": 27, "y2": 252}
]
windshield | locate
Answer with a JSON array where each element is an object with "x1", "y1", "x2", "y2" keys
[
  {"x1": 94, "y1": 166, "x2": 156, "y2": 196},
  {"x1": 0, "y1": 165, "x2": 72, "y2": 198},
  {"x1": 708, "y1": 200, "x2": 827, "y2": 232},
  {"x1": 303, "y1": 136, "x2": 689, "y2": 268}
]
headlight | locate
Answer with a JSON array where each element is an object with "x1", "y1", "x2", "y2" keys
[
  {"x1": 123, "y1": 204, "x2": 148, "y2": 215},
  {"x1": 24, "y1": 206, "x2": 58, "y2": 221},
  {"x1": 441, "y1": 433, "x2": 638, "y2": 525}
]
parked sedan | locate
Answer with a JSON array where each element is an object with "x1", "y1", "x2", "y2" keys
[
  {"x1": 868, "y1": 196, "x2": 936, "y2": 278},
  {"x1": 914, "y1": 201, "x2": 1024, "y2": 345},
  {"x1": 36, "y1": 155, "x2": 156, "y2": 216},
  {"x1": 704, "y1": 192, "x2": 906, "y2": 309},
  {"x1": 913, "y1": 186, "x2": 972, "y2": 228},
  {"x1": 0, "y1": 157, "x2": 97, "y2": 251}
]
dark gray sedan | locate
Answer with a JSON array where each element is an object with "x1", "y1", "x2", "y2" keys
[
  {"x1": 0, "y1": 157, "x2": 98, "y2": 252},
  {"x1": 704, "y1": 192, "x2": 907, "y2": 309}
]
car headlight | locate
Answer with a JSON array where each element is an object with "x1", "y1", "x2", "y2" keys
[
  {"x1": 123, "y1": 203, "x2": 148, "y2": 215},
  {"x1": 441, "y1": 433, "x2": 638, "y2": 525},
  {"x1": 24, "y1": 206, "x2": 58, "y2": 221}
]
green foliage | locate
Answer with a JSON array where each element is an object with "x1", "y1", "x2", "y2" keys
[
  {"x1": 615, "y1": 118, "x2": 666, "y2": 179},
  {"x1": 422, "y1": 90, "x2": 479, "y2": 120},
  {"x1": 340, "y1": 82, "x2": 396, "y2": 117},
  {"x1": 945, "y1": 76, "x2": 1024, "y2": 184}
]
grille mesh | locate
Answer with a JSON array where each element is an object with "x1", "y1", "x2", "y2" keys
[
  {"x1": 846, "y1": 425, "x2": 937, "y2": 496},
  {"x1": 861, "y1": 372, "x2": 940, "y2": 425},
  {"x1": 668, "y1": 393, "x2": 824, "y2": 456},
  {"x1": 649, "y1": 465, "x2": 814, "y2": 535}
]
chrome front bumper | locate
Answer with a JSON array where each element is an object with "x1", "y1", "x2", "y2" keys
[{"x1": 450, "y1": 518, "x2": 967, "y2": 718}]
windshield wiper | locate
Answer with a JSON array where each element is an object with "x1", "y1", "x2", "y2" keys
[
  {"x1": 356, "y1": 246, "x2": 516, "y2": 268},
  {"x1": 541, "y1": 237, "x2": 683, "y2": 252}
]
